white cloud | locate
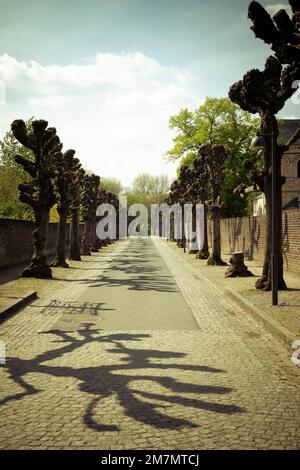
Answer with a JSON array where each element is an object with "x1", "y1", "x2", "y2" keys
[
  {"x1": 281, "y1": 115, "x2": 298, "y2": 119},
  {"x1": 0, "y1": 52, "x2": 200, "y2": 185},
  {"x1": 265, "y1": 4, "x2": 292, "y2": 16}
]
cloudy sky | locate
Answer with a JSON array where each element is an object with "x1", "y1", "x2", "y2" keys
[{"x1": 0, "y1": 0, "x2": 298, "y2": 186}]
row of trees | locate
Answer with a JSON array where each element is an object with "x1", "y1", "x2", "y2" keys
[
  {"x1": 167, "y1": 0, "x2": 300, "y2": 292},
  {"x1": 0, "y1": 120, "x2": 172, "y2": 278},
  {"x1": 10, "y1": 119, "x2": 119, "y2": 279},
  {"x1": 229, "y1": 0, "x2": 300, "y2": 291},
  {"x1": 167, "y1": 144, "x2": 228, "y2": 266}
]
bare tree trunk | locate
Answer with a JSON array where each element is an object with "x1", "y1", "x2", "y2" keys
[
  {"x1": 52, "y1": 210, "x2": 69, "y2": 268},
  {"x1": 196, "y1": 203, "x2": 210, "y2": 259},
  {"x1": 179, "y1": 204, "x2": 186, "y2": 249},
  {"x1": 255, "y1": 114, "x2": 286, "y2": 291},
  {"x1": 23, "y1": 207, "x2": 52, "y2": 278},
  {"x1": 94, "y1": 215, "x2": 104, "y2": 250},
  {"x1": 188, "y1": 205, "x2": 198, "y2": 254},
  {"x1": 82, "y1": 220, "x2": 92, "y2": 255},
  {"x1": 95, "y1": 238, "x2": 103, "y2": 250},
  {"x1": 248, "y1": 216, "x2": 257, "y2": 261},
  {"x1": 116, "y1": 210, "x2": 120, "y2": 240},
  {"x1": 69, "y1": 208, "x2": 81, "y2": 260},
  {"x1": 169, "y1": 215, "x2": 175, "y2": 241},
  {"x1": 91, "y1": 219, "x2": 99, "y2": 252},
  {"x1": 207, "y1": 207, "x2": 226, "y2": 266}
]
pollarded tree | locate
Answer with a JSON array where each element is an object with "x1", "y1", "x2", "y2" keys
[
  {"x1": 110, "y1": 191, "x2": 120, "y2": 241},
  {"x1": 93, "y1": 188, "x2": 107, "y2": 250},
  {"x1": 94, "y1": 189, "x2": 120, "y2": 248},
  {"x1": 91, "y1": 188, "x2": 104, "y2": 252},
  {"x1": 200, "y1": 144, "x2": 228, "y2": 266},
  {"x1": 69, "y1": 166, "x2": 85, "y2": 261},
  {"x1": 105, "y1": 190, "x2": 120, "y2": 243},
  {"x1": 168, "y1": 165, "x2": 191, "y2": 248},
  {"x1": 185, "y1": 154, "x2": 210, "y2": 259},
  {"x1": 81, "y1": 174, "x2": 100, "y2": 256},
  {"x1": 51, "y1": 149, "x2": 80, "y2": 268},
  {"x1": 165, "y1": 183, "x2": 178, "y2": 242},
  {"x1": 229, "y1": 0, "x2": 300, "y2": 290},
  {"x1": 12, "y1": 119, "x2": 62, "y2": 279}
]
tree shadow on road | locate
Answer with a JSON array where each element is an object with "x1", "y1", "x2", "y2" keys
[
  {"x1": 32, "y1": 299, "x2": 115, "y2": 316},
  {"x1": 0, "y1": 324, "x2": 245, "y2": 431},
  {"x1": 85, "y1": 246, "x2": 180, "y2": 292},
  {"x1": 53, "y1": 240, "x2": 181, "y2": 292},
  {"x1": 52, "y1": 272, "x2": 179, "y2": 292},
  {"x1": 87, "y1": 272, "x2": 179, "y2": 292},
  {"x1": 53, "y1": 255, "x2": 179, "y2": 293}
]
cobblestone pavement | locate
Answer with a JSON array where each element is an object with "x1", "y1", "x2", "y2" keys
[{"x1": 0, "y1": 238, "x2": 299, "y2": 450}]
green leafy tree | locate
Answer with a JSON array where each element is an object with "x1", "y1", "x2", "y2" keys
[
  {"x1": 125, "y1": 174, "x2": 170, "y2": 235},
  {"x1": 0, "y1": 125, "x2": 34, "y2": 220},
  {"x1": 126, "y1": 173, "x2": 170, "y2": 210},
  {"x1": 166, "y1": 97, "x2": 260, "y2": 217},
  {"x1": 100, "y1": 177, "x2": 123, "y2": 196}
]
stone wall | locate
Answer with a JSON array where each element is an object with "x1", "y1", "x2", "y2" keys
[
  {"x1": 0, "y1": 219, "x2": 84, "y2": 270},
  {"x1": 208, "y1": 209, "x2": 300, "y2": 274}
]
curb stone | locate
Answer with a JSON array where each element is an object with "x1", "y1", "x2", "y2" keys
[
  {"x1": 162, "y1": 239, "x2": 297, "y2": 347},
  {"x1": 0, "y1": 291, "x2": 37, "y2": 322},
  {"x1": 188, "y1": 257, "x2": 297, "y2": 347},
  {"x1": 224, "y1": 289, "x2": 297, "y2": 347}
]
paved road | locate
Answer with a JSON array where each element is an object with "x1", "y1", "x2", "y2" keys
[
  {"x1": 76, "y1": 239, "x2": 198, "y2": 330},
  {"x1": 0, "y1": 238, "x2": 299, "y2": 450}
]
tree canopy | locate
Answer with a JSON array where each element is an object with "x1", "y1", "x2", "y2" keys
[
  {"x1": 166, "y1": 97, "x2": 261, "y2": 217},
  {"x1": 125, "y1": 173, "x2": 170, "y2": 211},
  {"x1": 100, "y1": 177, "x2": 123, "y2": 196}
]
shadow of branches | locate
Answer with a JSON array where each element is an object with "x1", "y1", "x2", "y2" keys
[{"x1": 1, "y1": 324, "x2": 245, "y2": 431}]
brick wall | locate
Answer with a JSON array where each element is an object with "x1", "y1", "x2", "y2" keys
[
  {"x1": 0, "y1": 219, "x2": 84, "y2": 270},
  {"x1": 208, "y1": 209, "x2": 300, "y2": 273},
  {"x1": 1, "y1": 212, "x2": 300, "y2": 273}
]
